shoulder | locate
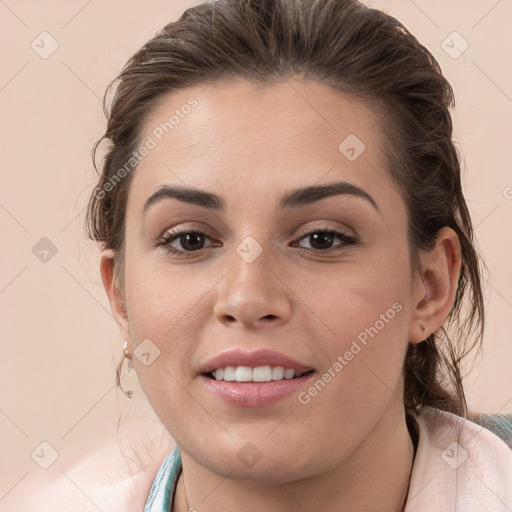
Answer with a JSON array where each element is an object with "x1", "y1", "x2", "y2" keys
[
  {"x1": 8, "y1": 418, "x2": 175, "y2": 512},
  {"x1": 467, "y1": 411, "x2": 512, "y2": 449},
  {"x1": 418, "y1": 407, "x2": 512, "y2": 451},
  {"x1": 406, "y1": 407, "x2": 512, "y2": 512}
]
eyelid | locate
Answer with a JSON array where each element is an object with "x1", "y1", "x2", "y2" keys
[
  {"x1": 154, "y1": 221, "x2": 217, "y2": 243},
  {"x1": 155, "y1": 223, "x2": 359, "y2": 257},
  {"x1": 155, "y1": 227, "x2": 217, "y2": 248},
  {"x1": 291, "y1": 228, "x2": 358, "y2": 251},
  {"x1": 294, "y1": 220, "x2": 356, "y2": 239}
]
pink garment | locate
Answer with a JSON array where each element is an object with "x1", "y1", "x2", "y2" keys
[{"x1": 406, "y1": 407, "x2": 512, "y2": 511}]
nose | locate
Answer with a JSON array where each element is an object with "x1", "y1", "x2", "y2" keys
[{"x1": 213, "y1": 252, "x2": 292, "y2": 329}]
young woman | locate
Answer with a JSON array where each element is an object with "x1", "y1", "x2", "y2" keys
[{"x1": 86, "y1": 0, "x2": 512, "y2": 510}]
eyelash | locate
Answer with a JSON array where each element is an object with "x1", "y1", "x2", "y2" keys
[{"x1": 155, "y1": 227, "x2": 358, "y2": 257}]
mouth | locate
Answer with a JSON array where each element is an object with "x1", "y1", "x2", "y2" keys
[
  {"x1": 203, "y1": 366, "x2": 316, "y2": 382},
  {"x1": 197, "y1": 348, "x2": 317, "y2": 405}
]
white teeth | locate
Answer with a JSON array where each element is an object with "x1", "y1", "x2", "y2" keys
[
  {"x1": 271, "y1": 366, "x2": 284, "y2": 380},
  {"x1": 222, "y1": 366, "x2": 236, "y2": 381},
  {"x1": 284, "y1": 369, "x2": 295, "y2": 379},
  {"x1": 252, "y1": 366, "x2": 272, "y2": 382},
  {"x1": 212, "y1": 365, "x2": 311, "y2": 382},
  {"x1": 234, "y1": 366, "x2": 253, "y2": 382}
]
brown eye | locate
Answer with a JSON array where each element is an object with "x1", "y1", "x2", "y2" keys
[
  {"x1": 157, "y1": 229, "x2": 217, "y2": 255},
  {"x1": 294, "y1": 229, "x2": 358, "y2": 252}
]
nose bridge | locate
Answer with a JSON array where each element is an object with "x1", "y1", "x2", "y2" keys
[{"x1": 213, "y1": 240, "x2": 291, "y2": 327}]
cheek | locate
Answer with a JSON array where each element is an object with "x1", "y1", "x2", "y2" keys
[
  {"x1": 122, "y1": 255, "x2": 208, "y2": 402},
  {"x1": 123, "y1": 263, "x2": 205, "y2": 438},
  {"x1": 295, "y1": 240, "x2": 411, "y2": 399},
  {"x1": 291, "y1": 278, "x2": 410, "y2": 453},
  {"x1": 296, "y1": 239, "x2": 411, "y2": 344},
  {"x1": 124, "y1": 252, "x2": 205, "y2": 335}
]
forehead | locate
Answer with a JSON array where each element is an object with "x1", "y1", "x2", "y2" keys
[{"x1": 128, "y1": 77, "x2": 397, "y2": 214}]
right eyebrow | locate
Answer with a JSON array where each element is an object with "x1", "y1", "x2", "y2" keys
[{"x1": 143, "y1": 185, "x2": 225, "y2": 213}]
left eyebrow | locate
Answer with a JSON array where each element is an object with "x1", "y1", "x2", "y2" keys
[
  {"x1": 143, "y1": 180, "x2": 380, "y2": 214},
  {"x1": 278, "y1": 181, "x2": 380, "y2": 213}
]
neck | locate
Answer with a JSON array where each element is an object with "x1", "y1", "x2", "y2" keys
[{"x1": 173, "y1": 402, "x2": 415, "y2": 512}]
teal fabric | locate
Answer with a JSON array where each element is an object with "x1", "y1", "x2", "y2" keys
[
  {"x1": 143, "y1": 446, "x2": 182, "y2": 512},
  {"x1": 143, "y1": 414, "x2": 512, "y2": 511},
  {"x1": 469, "y1": 413, "x2": 512, "y2": 449}
]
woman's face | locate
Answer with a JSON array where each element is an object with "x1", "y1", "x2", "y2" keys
[{"x1": 108, "y1": 78, "x2": 428, "y2": 481}]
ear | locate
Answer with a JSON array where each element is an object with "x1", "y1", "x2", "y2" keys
[
  {"x1": 408, "y1": 226, "x2": 462, "y2": 344},
  {"x1": 100, "y1": 250, "x2": 130, "y2": 339}
]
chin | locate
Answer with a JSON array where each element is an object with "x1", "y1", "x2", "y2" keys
[{"x1": 200, "y1": 440, "x2": 315, "y2": 484}]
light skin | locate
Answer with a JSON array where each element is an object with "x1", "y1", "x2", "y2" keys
[{"x1": 101, "y1": 78, "x2": 461, "y2": 511}]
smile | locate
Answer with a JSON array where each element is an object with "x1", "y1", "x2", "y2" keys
[{"x1": 207, "y1": 365, "x2": 315, "y2": 382}]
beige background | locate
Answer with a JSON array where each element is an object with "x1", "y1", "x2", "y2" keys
[{"x1": 1, "y1": 0, "x2": 511, "y2": 508}]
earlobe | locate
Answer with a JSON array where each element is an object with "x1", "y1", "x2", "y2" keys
[
  {"x1": 100, "y1": 250, "x2": 130, "y2": 338},
  {"x1": 408, "y1": 227, "x2": 462, "y2": 344}
]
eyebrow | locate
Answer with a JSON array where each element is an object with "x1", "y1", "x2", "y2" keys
[{"x1": 143, "y1": 180, "x2": 380, "y2": 214}]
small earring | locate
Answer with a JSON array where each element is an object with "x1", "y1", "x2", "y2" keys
[{"x1": 116, "y1": 341, "x2": 134, "y2": 399}]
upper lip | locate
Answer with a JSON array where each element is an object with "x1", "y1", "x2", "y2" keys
[{"x1": 198, "y1": 348, "x2": 315, "y2": 375}]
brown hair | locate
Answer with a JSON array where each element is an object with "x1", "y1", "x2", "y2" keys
[{"x1": 86, "y1": 0, "x2": 485, "y2": 419}]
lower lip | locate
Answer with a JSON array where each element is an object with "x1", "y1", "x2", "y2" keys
[{"x1": 199, "y1": 372, "x2": 316, "y2": 407}]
